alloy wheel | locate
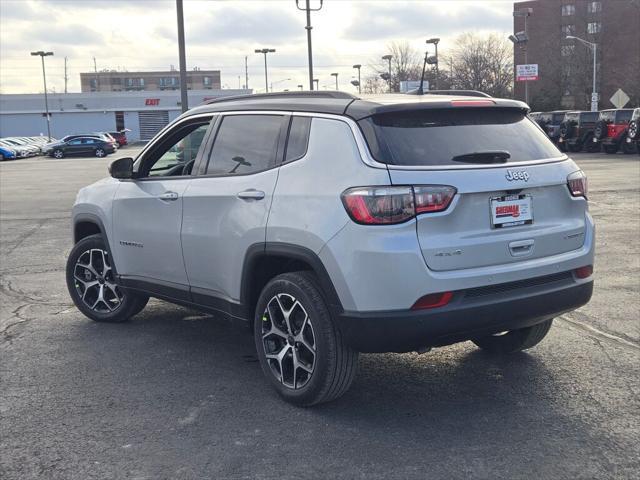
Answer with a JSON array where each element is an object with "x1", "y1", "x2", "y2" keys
[
  {"x1": 54, "y1": 150, "x2": 63, "y2": 159},
  {"x1": 261, "y1": 293, "x2": 316, "y2": 389},
  {"x1": 95, "y1": 149, "x2": 105, "y2": 157},
  {"x1": 73, "y1": 248, "x2": 123, "y2": 313}
]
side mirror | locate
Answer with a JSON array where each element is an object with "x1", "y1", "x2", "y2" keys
[{"x1": 109, "y1": 157, "x2": 134, "y2": 179}]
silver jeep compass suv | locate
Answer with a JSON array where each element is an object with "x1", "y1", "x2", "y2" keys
[{"x1": 66, "y1": 91, "x2": 594, "y2": 405}]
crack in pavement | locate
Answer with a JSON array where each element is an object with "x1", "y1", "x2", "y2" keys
[
  {"x1": 558, "y1": 314, "x2": 640, "y2": 351},
  {"x1": 3, "y1": 218, "x2": 49, "y2": 255}
]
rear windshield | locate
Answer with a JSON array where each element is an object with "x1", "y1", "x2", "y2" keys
[
  {"x1": 358, "y1": 108, "x2": 561, "y2": 166},
  {"x1": 581, "y1": 112, "x2": 599, "y2": 122},
  {"x1": 616, "y1": 110, "x2": 633, "y2": 122}
]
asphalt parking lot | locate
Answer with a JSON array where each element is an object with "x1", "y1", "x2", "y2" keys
[{"x1": 1, "y1": 149, "x2": 639, "y2": 479}]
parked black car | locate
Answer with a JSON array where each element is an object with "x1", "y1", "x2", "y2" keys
[
  {"x1": 557, "y1": 111, "x2": 600, "y2": 153},
  {"x1": 44, "y1": 136, "x2": 116, "y2": 158},
  {"x1": 624, "y1": 108, "x2": 639, "y2": 155},
  {"x1": 541, "y1": 110, "x2": 570, "y2": 144}
]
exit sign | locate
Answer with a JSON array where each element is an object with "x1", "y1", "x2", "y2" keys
[{"x1": 145, "y1": 98, "x2": 160, "y2": 106}]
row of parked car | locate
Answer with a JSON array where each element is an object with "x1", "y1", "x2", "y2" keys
[
  {"x1": 530, "y1": 108, "x2": 639, "y2": 155},
  {"x1": 0, "y1": 130, "x2": 129, "y2": 161}
]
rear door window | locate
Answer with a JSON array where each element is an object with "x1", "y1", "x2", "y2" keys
[
  {"x1": 206, "y1": 115, "x2": 285, "y2": 175},
  {"x1": 616, "y1": 110, "x2": 633, "y2": 123},
  {"x1": 358, "y1": 108, "x2": 561, "y2": 167}
]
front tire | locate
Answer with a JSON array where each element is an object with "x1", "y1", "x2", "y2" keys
[
  {"x1": 472, "y1": 319, "x2": 553, "y2": 354},
  {"x1": 53, "y1": 149, "x2": 64, "y2": 159},
  {"x1": 66, "y1": 234, "x2": 148, "y2": 323},
  {"x1": 254, "y1": 271, "x2": 358, "y2": 406}
]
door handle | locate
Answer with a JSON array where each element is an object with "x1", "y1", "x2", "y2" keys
[
  {"x1": 237, "y1": 189, "x2": 265, "y2": 200},
  {"x1": 509, "y1": 239, "x2": 534, "y2": 257},
  {"x1": 158, "y1": 191, "x2": 179, "y2": 201}
]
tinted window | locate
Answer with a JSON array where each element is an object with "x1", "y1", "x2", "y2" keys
[
  {"x1": 616, "y1": 110, "x2": 633, "y2": 123},
  {"x1": 84, "y1": 138, "x2": 96, "y2": 144},
  {"x1": 69, "y1": 140, "x2": 82, "y2": 145},
  {"x1": 358, "y1": 108, "x2": 561, "y2": 166},
  {"x1": 206, "y1": 115, "x2": 283, "y2": 175},
  {"x1": 146, "y1": 121, "x2": 211, "y2": 177},
  {"x1": 552, "y1": 112, "x2": 566, "y2": 123},
  {"x1": 582, "y1": 112, "x2": 599, "y2": 122},
  {"x1": 285, "y1": 116, "x2": 312, "y2": 162}
]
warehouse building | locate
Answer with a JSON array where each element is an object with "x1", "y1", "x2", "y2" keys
[
  {"x1": 80, "y1": 68, "x2": 222, "y2": 92},
  {"x1": 0, "y1": 89, "x2": 250, "y2": 142}
]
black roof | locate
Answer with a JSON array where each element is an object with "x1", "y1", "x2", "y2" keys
[{"x1": 186, "y1": 91, "x2": 529, "y2": 121}]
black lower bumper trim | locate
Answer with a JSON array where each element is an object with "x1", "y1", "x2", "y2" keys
[{"x1": 338, "y1": 279, "x2": 593, "y2": 353}]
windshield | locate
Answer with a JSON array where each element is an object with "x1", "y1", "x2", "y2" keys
[{"x1": 358, "y1": 108, "x2": 561, "y2": 166}]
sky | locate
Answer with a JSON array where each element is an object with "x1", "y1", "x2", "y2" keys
[{"x1": 0, "y1": 0, "x2": 514, "y2": 94}]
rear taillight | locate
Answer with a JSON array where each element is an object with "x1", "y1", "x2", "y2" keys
[
  {"x1": 567, "y1": 170, "x2": 588, "y2": 198},
  {"x1": 341, "y1": 185, "x2": 456, "y2": 225},
  {"x1": 411, "y1": 291, "x2": 453, "y2": 310},
  {"x1": 574, "y1": 265, "x2": 593, "y2": 279}
]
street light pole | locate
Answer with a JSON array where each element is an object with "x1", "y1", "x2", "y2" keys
[
  {"x1": 513, "y1": 8, "x2": 533, "y2": 105},
  {"x1": 313, "y1": 78, "x2": 319, "y2": 90},
  {"x1": 31, "y1": 51, "x2": 53, "y2": 141},
  {"x1": 296, "y1": 0, "x2": 324, "y2": 91},
  {"x1": 176, "y1": 0, "x2": 189, "y2": 112},
  {"x1": 255, "y1": 48, "x2": 276, "y2": 92},
  {"x1": 426, "y1": 38, "x2": 440, "y2": 89},
  {"x1": 352, "y1": 64, "x2": 362, "y2": 94},
  {"x1": 331, "y1": 72, "x2": 339, "y2": 90},
  {"x1": 566, "y1": 35, "x2": 598, "y2": 111},
  {"x1": 382, "y1": 55, "x2": 393, "y2": 93}
]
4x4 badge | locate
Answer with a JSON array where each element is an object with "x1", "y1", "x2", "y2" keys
[{"x1": 505, "y1": 170, "x2": 530, "y2": 182}]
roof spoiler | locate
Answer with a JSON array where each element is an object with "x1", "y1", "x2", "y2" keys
[
  {"x1": 204, "y1": 91, "x2": 359, "y2": 105},
  {"x1": 405, "y1": 89, "x2": 492, "y2": 98}
]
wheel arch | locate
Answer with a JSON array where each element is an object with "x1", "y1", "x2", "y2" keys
[
  {"x1": 73, "y1": 213, "x2": 118, "y2": 275},
  {"x1": 241, "y1": 243, "x2": 344, "y2": 323}
]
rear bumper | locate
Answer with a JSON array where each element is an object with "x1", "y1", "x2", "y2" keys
[{"x1": 338, "y1": 275, "x2": 593, "y2": 353}]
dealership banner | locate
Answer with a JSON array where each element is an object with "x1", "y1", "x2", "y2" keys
[{"x1": 516, "y1": 64, "x2": 538, "y2": 81}]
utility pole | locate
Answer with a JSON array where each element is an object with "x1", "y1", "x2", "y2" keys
[
  {"x1": 64, "y1": 56, "x2": 68, "y2": 94},
  {"x1": 296, "y1": 0, "x2": 324, "y2": 91},
  {"x1": 313, "y1": 78, "x2": 319, "y2": 90},
  {"x1": 31, "y1": 51, "x2": 53, "y2": 141},
  {"x1": 176, "y1": 0, "x2": 189, "y2": 112},
  {"x1": 244, "y1": 55, "x2": 249, "y2": 90},
  {"x1": 255, "y1": 48, "x2": 276, "y2": 92}
]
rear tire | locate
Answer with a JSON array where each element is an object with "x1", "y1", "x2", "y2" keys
[
  {"x1": 66, "y1": 234, "x2": 148, "y2": 323},
  {"x1": 585, "y1": 134, "x2": 600, "y2": 153},
  {"x1": 622, "y1": 136, "x2": 637, "y2": 154},
  {"x1": 254, "y1": 271, "x2": 358, "y2": 406},
  {"x1": 95, "y1": 148, "x2": 106, "y2": 158},
  {"x1": 472, "y1": 319, "x2": 553, "y2": 354}
]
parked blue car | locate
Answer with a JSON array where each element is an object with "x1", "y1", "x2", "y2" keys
[{"x1": 0, "y1": 145, "x2": 17, "y2": 161}]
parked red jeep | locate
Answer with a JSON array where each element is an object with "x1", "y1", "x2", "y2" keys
[{"x1": 593, "y1": 109, "x2": 635, "y2": 154}]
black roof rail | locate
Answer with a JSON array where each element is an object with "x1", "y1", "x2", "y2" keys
[
  {"x1": 406, "y1": 89, "x2": 492, "y2": 98},
  {"x1": 204, "y1": 91, "x2": 359, "y2": 105}
]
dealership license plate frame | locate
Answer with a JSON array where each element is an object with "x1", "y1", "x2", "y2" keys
[{"x1": 490, "y1": 194, "x2": 533, "y2": 229}]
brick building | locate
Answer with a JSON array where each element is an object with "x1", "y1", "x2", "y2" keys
[
  {"x1": 80, "y1": 69, "x2": 221, "y2": 93},
  {"x1": 513, "y1": 0, "x2": 640, "y2": 111}
]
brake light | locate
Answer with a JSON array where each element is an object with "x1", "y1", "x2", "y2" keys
[
  {"x1": 341, "y1": 185, "x2": 456, "y2": 225},
  {"x1": 574, "y1": 265, "x2": 593, "y2": 279},
  {"x1": 411, "y1": 291, "x2": 453, "y2": 310},
  {"x1": 567, "y1": 170, "x2": 588, "y2": 198},
  {"x1": 450, "y1": 100, "x2": 495, "y2": 107}
]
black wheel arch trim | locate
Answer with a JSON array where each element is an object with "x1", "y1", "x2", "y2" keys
[
  {"x1": 72, "y1": 213, "x2": 118, "y2": 276},
  {"x1": 240, "y1": 242, "x2": 344, "y2": 318}
]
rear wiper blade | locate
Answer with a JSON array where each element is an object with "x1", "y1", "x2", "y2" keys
[{"x1": 451, "y1": 151, "x2": 511, "y2": 164}]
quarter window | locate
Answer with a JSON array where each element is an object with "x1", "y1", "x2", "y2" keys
[
  {"x1": 285, "y1": 117, "x2": 312, "y2": 162},
  {"x1": 206, "y1": 115, "x2": 284, "y2": 175}
]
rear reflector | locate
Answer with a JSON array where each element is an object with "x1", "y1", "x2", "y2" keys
[
  {"x1": 450, "y1": 100, "x2": 495, "y2": 107},
  {"x1": 574, "y1": 265, "x2": 593, "y2": 279},
  {"x1": 411, "y1": 291, "x2": 453, "y2": 310}
]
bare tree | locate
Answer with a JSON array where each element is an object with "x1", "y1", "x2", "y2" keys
[
  {"x1": 371, "y1": 41, "x2": 423, "y2": 92},
  {"x1": 362, "y1": 74, "x2": 387, "y2": 94},
  {"x1": 450, "y1": 33, "x2": 513, "y2": 97}
]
